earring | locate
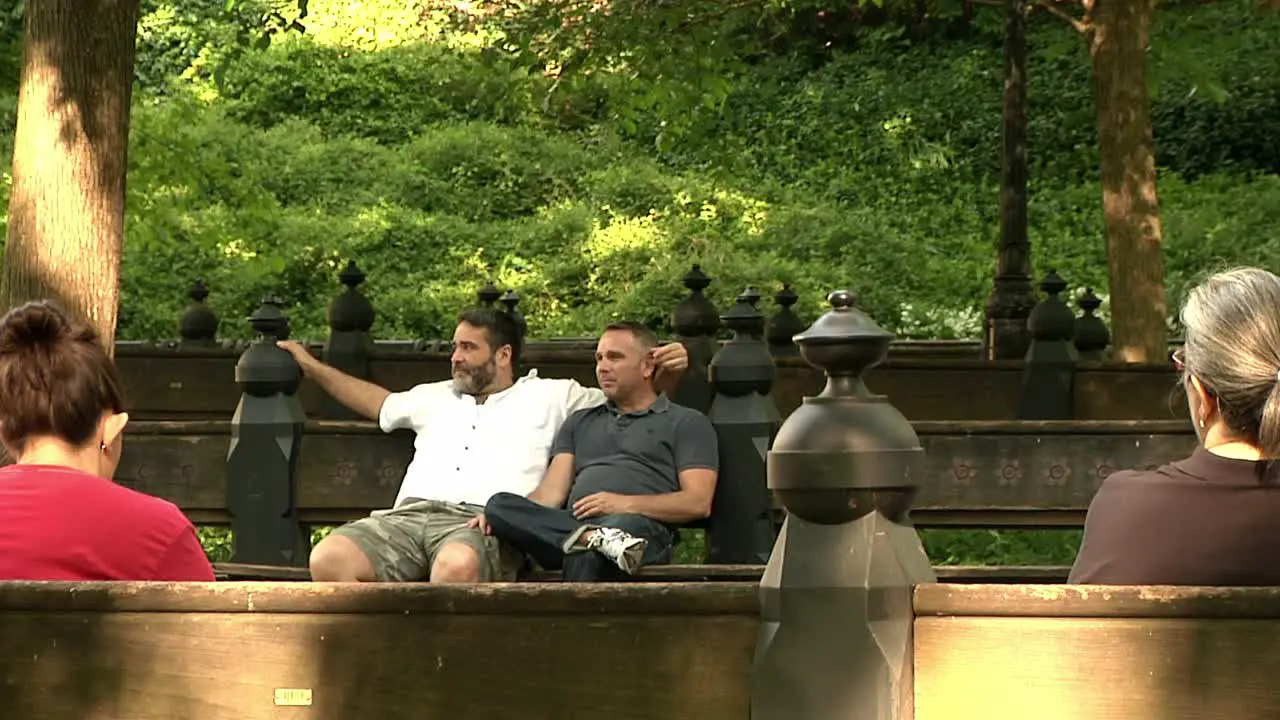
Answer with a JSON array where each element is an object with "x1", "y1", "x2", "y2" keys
[{"x1": 99, "y1": 442, "x2": 107, "y2": 452}]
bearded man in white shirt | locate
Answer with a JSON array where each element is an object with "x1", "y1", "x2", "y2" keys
[{"x1": 277, "y1": 308, "x2": 689, "y2": 583}]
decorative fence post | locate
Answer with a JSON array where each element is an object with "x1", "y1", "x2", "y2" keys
[
  {"x1": 1073, "y1": 287, "x2": 1111, "y2": 362},
  {"x1": 500, "y1": 289, "x2": 527, "y2": 337},
  {"x1": 706, "y1": 287, "x2": 781, "y2": 564},
  {"x1": 477, "y1": 280, "x2": 501, "y2": 308},
  {"x1": 669, "y1": 264, "x2": 720, "y2": 415},
  {"x1": 179, "y1": 278, "x2": 218, "y2": 346},
  {"x1": 323, "y1": 261, "x2": 375, "y2": 419},
  {"x1": 226, "y1": 295, "x2": 307, "y2": 566},
  {"x1": 1018, "y1": 270, "x2": 1077, "y2": 420},
  {"x1": 765, "y1": 283, "x2": 805, "y2": 358},
  {"x1": 752, "y1": 289, "x2": 935, "y2": 720}
]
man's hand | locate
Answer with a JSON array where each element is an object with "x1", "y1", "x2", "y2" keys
[
  {"x1": 650, "y1": 342, "x2": 689, "y2": 395},
  {"x1": 651, "y1": 342, "x2": 688, "y2": 375},
  {"x1": 572, "y1": 492, "x2": 634, "y2": 520},
  {"x1": 276, "y1": 340, "x2": 320, "y2": 377},
  {"x1": 466, "y1": 513, "x2": 491, "y2": 535}
]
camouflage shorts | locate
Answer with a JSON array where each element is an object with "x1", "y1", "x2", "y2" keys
[{"x1": 332, "y1": 499, "x2": 524, "y2": 582}]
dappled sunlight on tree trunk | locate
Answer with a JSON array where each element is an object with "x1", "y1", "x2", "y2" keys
[
  {"x1": 1, "y1": 0, "x2": 141, "y2": 356},
  {"x1": 1087, "y1": 0, "x2": 1166, "y2": 363}
]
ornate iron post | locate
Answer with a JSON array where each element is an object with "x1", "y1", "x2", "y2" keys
[
  {"x1": 178, "y1": 278, "x2": 218, "y2": 346},
  {"x1": 1018, "y1": 270, "x2": 1077, "y2": 420},
  {"x1": 500, "y1": 289, "x2": 527, "y2": 337},
  {"x1": 752, "y1": 289, "x2": 936, "y2": 720},
  {"x1": 669, "y1": 264, "x2": 720, "y2": 415},
  {"x1": 226, "y1": 296, "x2": 307, "y2": 566},
  {"x1": 765, "y1": 283, "x2": 805, "y2": 358},
  {"x1": 706, "y1": 288, "x2": 780, "y2": 564},
  {"x1": 1073, "y1": 287, "x2": 1111, "y2": 362},
  {"x1": 323, "y1": 261, "x2": 375, "y2": 419}
]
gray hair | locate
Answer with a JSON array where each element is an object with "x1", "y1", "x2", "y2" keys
[{"x1": 1180, "y1": 267, "x2": 1280, "y2": 457}]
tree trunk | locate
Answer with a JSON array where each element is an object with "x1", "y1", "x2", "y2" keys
[
  {"x1": 1088, "y1": 0, "x2": 1166, "y2": 363},
  {"x1": 1, "y1": 0, "x2": 141, "y2": 356}
]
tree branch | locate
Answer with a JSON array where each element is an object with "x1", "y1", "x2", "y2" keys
[{"x1": 1030, "y1": 0, "x2": 1088, "y2": 33}]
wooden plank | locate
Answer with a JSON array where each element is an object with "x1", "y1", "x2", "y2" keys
[
  {"x1": 112, "y1": 345, "x2": 1186, "y2": 421},
  {"x1": 107, "y1": 420, "x2": 1195, "y2": 527},
  {"x1": 914, "y1": 583, "x2": 1280, "y2": 618},
  {"x1": 0, "y1": 596, "x2": 757, "y2": 719},
  {"x1": 522, "y1": 564, "x2": 1069, "y2": 584},
  {"x1": 914, "y1": 615, "x2": 1280, "y2": 720},
  {"x1": 912, "y1": 419, "x2": 1190, "y2": 434},
  {"x1": 208, "y1": 563, "x2": 1071, "y2": 584},
  {"x1": 0, "y1": 581, "x2": 759, "y2": 614},
  {"x1": 930, "y1": 565, "x2": 1069, "y2": 583},
  {"x1": 912, "y1": 424, "x2": 1194, "y2": 524},
  {"x1": 214, "y1": 563, "x2": 312, "y2": 581}
]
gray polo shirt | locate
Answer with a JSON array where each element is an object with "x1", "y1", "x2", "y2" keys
[{"x1": 552, "y1": 394, "x2": 719, "y2": 507}]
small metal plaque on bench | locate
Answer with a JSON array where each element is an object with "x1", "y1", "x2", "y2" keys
[{"x1": 274, "y1": 688, "x2": 313, "y2": 706}]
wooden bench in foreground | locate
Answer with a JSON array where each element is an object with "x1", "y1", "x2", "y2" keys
[
  {"x1": 212, "y1": 561, "x2": 1073, "y2": 584},
  {"x1": 3, "y1": 581, "x2": 1277, "y2": 720}
]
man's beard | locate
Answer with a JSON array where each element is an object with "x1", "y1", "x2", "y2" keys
[{"x1": 452, "y1": 358, "x2": 497, "y2": 396}]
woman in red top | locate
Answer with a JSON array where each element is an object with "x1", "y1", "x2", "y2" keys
[{"x1": 0, "y1": 301, "x2": 215, "y2": 581}]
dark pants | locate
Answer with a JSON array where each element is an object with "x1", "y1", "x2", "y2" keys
[{"x1": 484, "y1": 492, "x2": 675, "y2": 582}]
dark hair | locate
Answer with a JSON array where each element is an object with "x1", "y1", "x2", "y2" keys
[
  {"x1": 604, "y1": 321, "x2": 659, "y2": 352},
  {"x1": 0, "y1": 301, "x2": 127, "y2": 454},
  {"x1": 456, "y1": 307, "x2": 524, "y2": 368},
  {"x1": 1180, "y1": 267, "x2": 1280, "y2": 458}
]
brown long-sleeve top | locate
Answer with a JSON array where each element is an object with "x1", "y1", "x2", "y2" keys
[{"x1": 1069, "y1": 446, "x2": 1280, "y2": 586}]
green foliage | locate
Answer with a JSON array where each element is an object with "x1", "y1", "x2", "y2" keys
[
  {"x1": 197, "y1": 526, "x2": 1080, "y2": 567},
  {"x1": 921, "y1": 529, "x2": 1082, "y2": 566},
  {"x1": 1, "y1": 0, "x2": 1278, "y2": 570},
  {"x1": 217, "y1": 40, "x2": 549, "y2": 141},
  {"x1": 199, "y1": 526, "x2": 333, "y2": 563},
  {"x1": 0, "y1": 0, "x2": 1269, "y2": 347}
]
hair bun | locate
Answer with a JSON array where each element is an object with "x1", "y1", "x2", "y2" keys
[{"x1": 0, "y1": 301, "x2": 74, "y2": 353}]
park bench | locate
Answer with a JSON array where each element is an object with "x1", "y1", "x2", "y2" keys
[
  {"x1": 2, "y1": 580, "x2": 1274, "y2": 719},
  {"x1": 115, "y1": 417, "x2": 1193, "y2": 528},
  {"x1": 55, "y1": 272, "x2": 1191, "y2": 582},
  {"x1": 114, "y1": 416, "x2": 1192, "y2": 580}
]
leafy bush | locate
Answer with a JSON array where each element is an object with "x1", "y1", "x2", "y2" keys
[{"x1": 102, "y1": 91, "x2": 1280, "y2": 345}]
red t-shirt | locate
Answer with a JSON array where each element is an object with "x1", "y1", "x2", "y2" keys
[{"x1": 0, "y1": 464, "x2": 215, "y2": 581}]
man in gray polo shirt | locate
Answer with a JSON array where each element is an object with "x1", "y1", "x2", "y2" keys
[{"x1": 476, "y1": 321, "x2": 719, "y2": 581}]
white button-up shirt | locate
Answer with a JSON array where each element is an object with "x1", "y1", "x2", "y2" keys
[{"x1": 378, "y1": 370, "x2": 606, "y2": 508}]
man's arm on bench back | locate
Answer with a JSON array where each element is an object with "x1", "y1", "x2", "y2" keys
[{"x1": 277, "y1": 340, "x2": 391, "y2": 422}]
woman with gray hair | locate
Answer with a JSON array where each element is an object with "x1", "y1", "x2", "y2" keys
[{"x1": 1070, "y1": 266, "x2": 1280, "y2": 585}]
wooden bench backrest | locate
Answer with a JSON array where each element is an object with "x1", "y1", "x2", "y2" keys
[{"x1": 110, "y1": 419, "x2": 1195, "y2": 527}]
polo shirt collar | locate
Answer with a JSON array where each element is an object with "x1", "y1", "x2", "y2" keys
[
  {"x1": 1170, "y1": 444, "x2": 1280, "y2": 486},
  {"x1": 606, "y1": 392, "x2": 670, "y2": 417}
]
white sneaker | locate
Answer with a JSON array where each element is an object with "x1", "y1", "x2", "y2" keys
[{"x1": 586, "y1": 527, "x2": 648, "y2": 575}]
